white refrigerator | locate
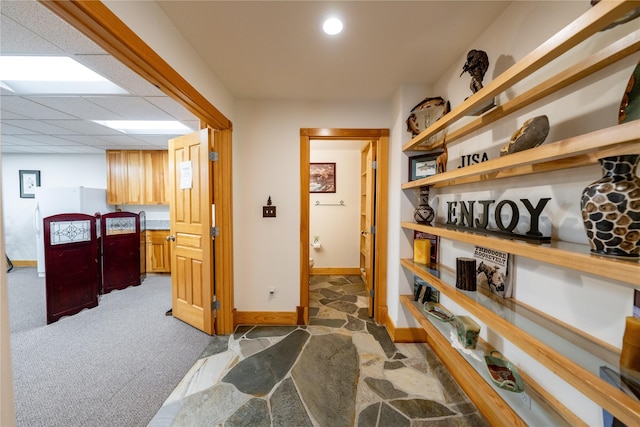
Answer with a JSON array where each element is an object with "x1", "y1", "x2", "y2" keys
[{"x1": 33, "y1": 187, "x2": 114, "y2": 277}]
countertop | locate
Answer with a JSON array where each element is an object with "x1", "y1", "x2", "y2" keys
[{"x1": 145, "y1": 220, "x2": 170, "y2": 230}]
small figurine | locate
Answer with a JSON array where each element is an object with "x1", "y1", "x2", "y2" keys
[
  {"x1": 435, "y1": 134, "x2": 448, "y2": 174},
  {"x1": 460, "y1": 49, "x2": 489, "y2": 95}
]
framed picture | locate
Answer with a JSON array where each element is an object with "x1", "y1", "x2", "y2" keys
[
  {"x1": 408, "y1": 152, "x2": 442, "y2": 181},
  {"x1": 19, "y1": 170, "x2": 40, "y2": 198},
  {"x1": 310, "y1": 162, "x2": 336, "y2": 193}
]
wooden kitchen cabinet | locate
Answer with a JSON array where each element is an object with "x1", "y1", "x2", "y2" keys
[
  {"x1": 106, "y1": 150, "x2": 169, "y2": 205},
  {"x1": 106, "y1": 150, "x2": 125, "y2": 204},
  {"x1": 145, "y1": 230, "x2": 171, "y2": 273}
]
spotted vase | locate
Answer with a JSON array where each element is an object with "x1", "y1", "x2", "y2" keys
[{"x1": 580, "y1": 155, "x2": 640, "y2": 258}]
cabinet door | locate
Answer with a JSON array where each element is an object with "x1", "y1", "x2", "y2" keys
[
  {"x1": 146, "y1": 231, "x2": 171, "y2": 273},
  {"x1": 106, "y1": 150, "x2": 125, "y2": 205},
  {"x1": 142, "y1": 151, "x2": 169, "y2": 205},
  {"x1": 125, "y1": 151, "x2": 143, "y2": 204}
]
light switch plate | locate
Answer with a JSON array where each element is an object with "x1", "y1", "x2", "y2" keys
[{"x1": 263, "y1": 206, "x2": 276, "y2": 217}]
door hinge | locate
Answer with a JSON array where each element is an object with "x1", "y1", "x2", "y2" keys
[
  {"x1": 210, "y1": 227, "x2": 220, "y2": 238},
  {"x1": 370, "y1": 225, "x2": 376, "y2": 234},
  {"x1": 211, "y1": 300, "x2": 220, "y2": 310},
  {"x1": 372, "y1": 160, "x2": 377, "y2": 170},
  {"x1": 369, "y1": 288, "x2": 375, "y2": 298},
  {"x1": 209, "y1": 151, "x2": 219, "y2": 161}
]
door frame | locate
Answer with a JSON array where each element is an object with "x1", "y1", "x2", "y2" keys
[
  {"x1": 299, "y1": 128, "x2": 389, "y2": 325},
  {"x1": 40, "y1": 1, "x2": 235, "y2": 334}
]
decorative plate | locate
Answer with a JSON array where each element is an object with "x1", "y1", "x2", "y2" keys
[
  {"x1": 484, "y1": 351, "x2": 524, "y2": 393},
  {"x1": 423, "y1": 301, "x2": 455, "y2": 322}
]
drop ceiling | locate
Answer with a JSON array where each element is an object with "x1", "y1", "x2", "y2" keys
[{"x1": 1, "y1": 0, "x2": 512, "y2": 155}]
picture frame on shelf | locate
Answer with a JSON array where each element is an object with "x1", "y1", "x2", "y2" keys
[
  {"x1": 408, "y1": 152, "x2": 442, "y2": 181},
  {"x1": 19, "y1": 170, "x2": 40, "y2": 198},
  {"x1": 310, "y1": 162, "x2": 336, "y2": 193}
]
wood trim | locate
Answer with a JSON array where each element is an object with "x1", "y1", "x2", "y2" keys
[
  {"x1": 39, "y1": 0, "x2": 231, "y2": 131},
  {"x1": 7, "y1": 261, "x2": 36, "y2": 267},
  {"x1": 383, "y1": 313, "x2": 428, "y2": 343},
  {"x1": 373, "y1": 134, "x2": 389, "y2": 325},
  {"x1": 402, "y1": 0, "x2": 639, "y2": 151},
  {"x1": 310, "y1": 267, "x2": 360, "y2": 276},
  {"x1": 299, "y1": 133, "x2": 311, "y2": 325},
  {"x1": 213, "y1": 129, "x2": 235, "y2": 335},
  {"x1": 300, "y1": 128, "x2": 390, "y2": 328},
  {"x1": 402, "y1": 260, "x2": 640, "y2": 425},
  {"x1": 235, "y1": 311, "x2": 298, "y2": 326},
  {"x1": 301, "y1": 128, "x2": 389, "y2": 139},
  {"x1": 401, "y1": 295, "x2": 526, "y2": 427}
]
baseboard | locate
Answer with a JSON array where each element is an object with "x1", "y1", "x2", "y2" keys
[
  {"x1": 7, "y1": 260, "x2": 36, "y2": 267},
  {"x1": 235, "y1": 311, "x2": 298, "y2": 326},
  {"x1": 310, "y1": 267, "x2": 360, "y2": 275},
  {"x1": 382, "y1": 309, "x2": 428, "y2": 343}
]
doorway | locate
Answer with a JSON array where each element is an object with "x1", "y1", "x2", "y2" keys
[{"x1": 299, "y1": 128, "x2": 389, "y2": 325}]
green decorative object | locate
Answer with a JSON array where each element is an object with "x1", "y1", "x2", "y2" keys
[
  {"x1": 484, "y1": 351, "x2": 525, "y2": 393},
  {"x1": 619, "y1": 60, "x2": 640, "y2": 124},
  {"x1": 423, "y1": 302, "x2": 455, "y2": 322},
  {"x1": 454, "y1": 315, "x2": 480, "y2": 349}
]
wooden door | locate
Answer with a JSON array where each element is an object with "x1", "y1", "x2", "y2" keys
[
  {"x1": 168, "y1": 129, "x2": 214, "y2": 334},
  {"x1": 44, "y1": 213, "x2": 99, "y2": 324},
  {"x1": 360, "y1": 140, "x2": 376, "y2": 317},
  {"x1": 101, "y1": 211, "x2": 141, "y2": 293}
]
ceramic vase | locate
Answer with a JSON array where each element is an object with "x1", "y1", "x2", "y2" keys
[
  {"x1": 580, "y1": 155, "x2": 640, "y2": 258},
  {"x1": 414, "y1": 186, "x2": 435, "y2": 225}
]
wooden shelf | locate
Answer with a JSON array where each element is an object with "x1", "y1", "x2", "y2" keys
[
  {"x1": 402, "y1": 1, "x2": 640, "y2": 152},
  {"x1": 400, "y1": 294, "x2": 584, "y2": 427},
  {"x1": 402, "y1": 222, "x2": 639, "y2": 287},
  {"x1": 401, "y1": 260, "x2": 640, "y2": 426},
  {"x1": 402, "y1": 119, "x2": 640, "y2": 190}
]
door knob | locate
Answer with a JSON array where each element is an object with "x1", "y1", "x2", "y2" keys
[{"x1": 166, "y1": 235, "x2": 175, "y2": 241}]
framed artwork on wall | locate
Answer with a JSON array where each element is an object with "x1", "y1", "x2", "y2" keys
[
  {"x1": 408, "y1": 152, "x2": 442, "y2": 181},
  {"x1": 310, "y1": 162, "x2": 336, "y2": 193},
  {"x1": 19, "y1": 170, "x2": 41, "y2": 198}
]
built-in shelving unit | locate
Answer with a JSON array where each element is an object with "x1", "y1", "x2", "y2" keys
[{"x1": 399, "y1": 1, "x2": 640, "y2": 426}]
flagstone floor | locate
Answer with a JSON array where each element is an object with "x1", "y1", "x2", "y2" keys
[{"x1": 148, "y1": 275, "x2": 487, "y2": 426}]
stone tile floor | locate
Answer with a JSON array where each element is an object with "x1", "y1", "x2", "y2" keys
[{"x1": 149, "y1": 275, "x2": 487, "y2": 426}]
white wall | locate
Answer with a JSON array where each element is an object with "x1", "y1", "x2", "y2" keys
[
  {"x1": 1, "y1": 154, "x2": 107, "y2": 261},
  {"x1": 233, "y1": 100, "x2": 389, "y2": 312},
  {"x1": 309, "y1": 140, "x2": 361, "y2": 269}
]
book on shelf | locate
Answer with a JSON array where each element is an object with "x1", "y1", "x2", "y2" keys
[
  {"x1": 414, "y1": 231, "x2": 439, "y2": 266},
  {"x1": 413, "y1": 275, "x2": 439, "y2": 303},
  {"x1": 473, "y1": 246, "x2": 514, "y2": 298},
  {"x1": 634, "y1": 289, "x2": 640, "y2": 319}
]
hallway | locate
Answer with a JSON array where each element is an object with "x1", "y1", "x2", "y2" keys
[{"x1": 149, "y1": 275, "x2": 487, "y2": 426}]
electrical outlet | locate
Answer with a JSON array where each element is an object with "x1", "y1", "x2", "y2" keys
[{"x1": 263, "y1": 206, "x2": 276, "y2": 217}]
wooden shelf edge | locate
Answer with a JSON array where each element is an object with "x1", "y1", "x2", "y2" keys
[
  {"x1": 402, "y1": 120, "x2": 640, "y2": 190},
  {"x1": 400, "y1": 295, "x2": 527, "y2": 427},
  {"x1": 402, "y1": 1, "x2": 639, "y2": 151},
  {"x1": 401, "y1": 222, "x2": 640, "y2": 287},
  {"x1": 401, "y1": 261, "x2": 640, "y2": 425}
]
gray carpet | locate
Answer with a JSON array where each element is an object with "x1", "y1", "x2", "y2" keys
[{"x1": 7, "y1": 268, "x2": 213, "y2": 427}]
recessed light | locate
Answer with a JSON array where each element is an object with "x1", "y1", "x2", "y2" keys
[
  {"x1": 93, "y1": 120, "x2": 192, "y2": 135},
  {"x1": 322, "y1": 17, "x2": 343, "y2": 36},
  {"x1": 0, "y1": 56, "x2": 128, "y2": 95}
]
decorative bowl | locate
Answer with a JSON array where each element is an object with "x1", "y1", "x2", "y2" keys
[
  {"x1": 423, "y1": 302, "x2": 454, "y2": 322},
  {"x1": 484, "y1": 351, "x2": 524, "y2": 393}
]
